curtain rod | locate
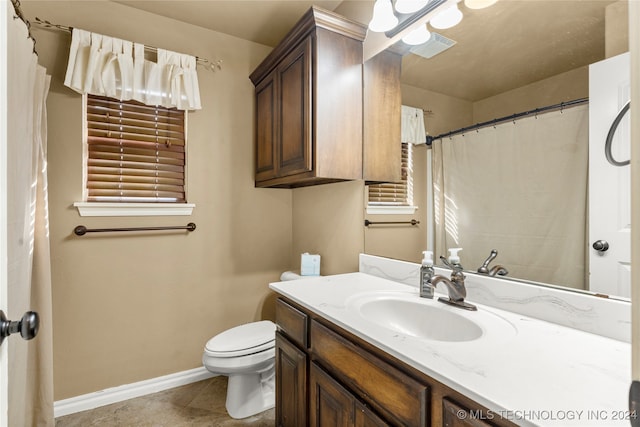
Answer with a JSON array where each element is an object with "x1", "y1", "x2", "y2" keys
[
  {"x1": 426, "y1": 97, "x2": 589, "y2": 145},
  {"x1": 32, "y1": 17, "x2": 222, "y2": 72}
]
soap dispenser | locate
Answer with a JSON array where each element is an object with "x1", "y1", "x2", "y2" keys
[
  {"x1": 448, "y1": 248, "x2": 463, "y2": 267},
  {"x1": 420, "y1": 250, "x2": 435, "y2": 298}
]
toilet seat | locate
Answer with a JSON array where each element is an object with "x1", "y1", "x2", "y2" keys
[{"x1": 205, "y1": 320, "x2": 275, "y2": 358}]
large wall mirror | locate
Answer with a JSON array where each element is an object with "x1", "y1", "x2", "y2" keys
[{"x1": 364, "y1": 0, "x2": 630, "y2": 301}]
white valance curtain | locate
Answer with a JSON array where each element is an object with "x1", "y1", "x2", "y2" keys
[
  {"x1": 401, "y1": 105, "x2": 426, "y2": 144},
  {"x1": 432, "y1": 105, "x2": 589, "y2": 289},
  {"x1": 64, "y1": 29, "x2": 201, "y2": 110}
]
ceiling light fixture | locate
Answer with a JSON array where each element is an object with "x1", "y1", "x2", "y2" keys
[
  {"x1": 394, "y1": 0, "x2": 430, "y2": 14},
  {"x1": 368, "y1": 0, "x2": 399, "y2": 33},
  {"x1": 429, "y1": 4, "x2": 463, "y2": 29},
  {"x1": 464, "y1": 0, "x2": 498, "y2": 9},
  {"x1": 402, "y1": 24, "x2": 432, "y2": 45}
]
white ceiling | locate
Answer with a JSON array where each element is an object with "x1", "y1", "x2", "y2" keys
[{"x1": 114, "y1": 0, "x2": 619, "y2": 101}]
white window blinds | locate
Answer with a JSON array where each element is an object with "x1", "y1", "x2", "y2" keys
[
  {"x1": 368, "y1": 142, "x2": 413, "y2": 206},
  {"x1": 85, "y1": 94, "x2": 186, "y2": 203}
]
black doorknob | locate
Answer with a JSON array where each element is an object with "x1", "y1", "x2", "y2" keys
[
  {"x1": 592, "y1": 240, "x2": 610, "y2": 252},
  {"x1": 0, "y1": 310, "x2": 39, "y2": 347}
]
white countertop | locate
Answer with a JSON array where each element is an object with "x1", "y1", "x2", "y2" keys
[{"x1": 270, "y1": 272, "x2": 631, "y2": 427}]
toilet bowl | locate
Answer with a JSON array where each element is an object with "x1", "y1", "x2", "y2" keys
[{"x1": 202, "y1": 320, "x2": 276, "y2": 419}]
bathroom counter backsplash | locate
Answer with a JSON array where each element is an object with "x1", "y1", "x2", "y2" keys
[
  {"x1": 269, "y1": 271, "x2": 630, "y2": 427},
  {"x1": 359, "y1": 254, "x2": 630, "y2": 343}
]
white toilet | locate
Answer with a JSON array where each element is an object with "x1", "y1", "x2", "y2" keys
[{"x1": 202, "y1": 320, "x2": 276, "y2": 419}]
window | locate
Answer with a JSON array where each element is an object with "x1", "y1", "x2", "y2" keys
[
  {"x1": 75, "y1": 95, "x2": 194, "y2": 216},
  {"x1": 367, "y1": 142, "x2": 415, "y2": 214}
]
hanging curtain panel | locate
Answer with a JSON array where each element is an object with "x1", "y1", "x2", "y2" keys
[
  {"x1": 432, "y1": 105, "x2": 589, "y2": 289},
  {"x1": 7, "y1": 0, "x2": 54, "y2": 424},
  {"x1": 64, "y1": 29, "x2": 201, "y2": 110}
]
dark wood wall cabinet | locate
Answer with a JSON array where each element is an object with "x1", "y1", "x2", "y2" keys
[
  {"x1": 274, "y1": 296, "x2": 517, "y2": 427},
  {"x1": 249, "y1": 6, "x2": 402, "y2": 188}
]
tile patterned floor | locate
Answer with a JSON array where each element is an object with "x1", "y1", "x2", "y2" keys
[{"x1": 55, "y1": 377, "x2": 275, "y2": 427}]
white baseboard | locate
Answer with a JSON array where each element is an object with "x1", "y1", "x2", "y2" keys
[{"x1": 54, "y1": 367, "x2": 216, "y2": 418}]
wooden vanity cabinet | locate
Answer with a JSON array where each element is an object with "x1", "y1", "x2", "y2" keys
[{"x1": 275, "y1": 296, "x2": 517, "y2": 427}]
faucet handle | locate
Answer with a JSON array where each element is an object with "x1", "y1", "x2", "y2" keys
[
  {"x1": 440, "y1": 254, "x2": 464, "y2": 272},
  {"x1": 477, "y1": 249, "x2": 498, "y2": 274}
]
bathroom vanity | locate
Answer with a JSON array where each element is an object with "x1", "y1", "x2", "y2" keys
[
  {"x1": 270, "y1": 270, "x2": 630, "y2": 427},
  {"x1": 275, "y1": 295, "x2": 515, "y2": 427}
]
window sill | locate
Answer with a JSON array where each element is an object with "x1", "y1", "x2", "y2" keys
[
  {"x1": 74, "y1": 202, "x2": 195, "y2": 217},
  {"x1": 366, "y1": 205, "x2": 418, "y2": 215}
]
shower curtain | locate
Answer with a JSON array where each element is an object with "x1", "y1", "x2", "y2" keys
[
  {"x1": 432, "y1": 105, "x2": 589, "y2": 289},
  {"x1": 7, "y1": 0, "x2": 54, "y2": 425}
]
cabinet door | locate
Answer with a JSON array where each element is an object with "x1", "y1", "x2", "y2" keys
[
  {"x1": 255, "y1": 72, "x2": 277, "y2": 182},
  {"x1": 310, "y1": 362, "x2": 355, "y2": 427},
  {"x1": 277, "y1": 37, "x2": 312, "y2": 178},
  {"x1": 276, "y1": 332, "x2": 307, "y2": 427},
  {"x1": 363, "y1": 49, "x2": 402, "y2": 183},
  {"x1": 354, "y1": 402, "x2": 389, "y2": 427}
]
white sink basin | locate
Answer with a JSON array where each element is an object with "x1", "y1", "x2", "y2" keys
[{"x1": 347, "y1": 291, "x2": 515, "y2": 343}]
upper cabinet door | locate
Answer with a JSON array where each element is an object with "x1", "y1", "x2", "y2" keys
[
  {"x1": 255, "y1": 72, "x2": 278, "y2": 182},
  {"x1": 278, "y1": 37, "x2": 313, "y2": 178}
]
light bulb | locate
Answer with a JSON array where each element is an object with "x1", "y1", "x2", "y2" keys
[
  {"x1": 394, "y1": 0, "x2": 429, "y2": 14},
  {"x1": 402, "y1": 25, "x2": 431, "y2": 45},
  {"x1": 368, "y1": 0, "x2": 399, "y2": 32},
  {"x1": 464, "y1": 0, "x2": 498, "y2": 9},
  {"x1": 430, "y1": 4, "x2": 463, "y2": 29}
]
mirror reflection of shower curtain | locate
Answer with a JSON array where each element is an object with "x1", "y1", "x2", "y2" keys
[{"x1": 432, "y1": 104, "x2": 589, "y2": 289}]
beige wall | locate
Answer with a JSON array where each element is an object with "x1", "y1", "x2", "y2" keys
[
  {"x1": 23, "y1": 1, "x2": 293, "y2": 400},
  {"x1": 291, "y1": 181, "x2": 364, "y2": 275},
  {"x1": 401, "y1": 84, "x2": 474, "y2": 138},
  {"x1": 606, "y1": 0, "x2": 629, "y2": 58},
  {"x1": 473, "y1": 67, "x2": 589, "y2": 123}
]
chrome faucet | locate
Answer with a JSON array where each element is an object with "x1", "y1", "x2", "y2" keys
[
  {"x1": 431, "y1": 255, "x2": 477, "y2": 311},
  {"x1": 477, "y1": 249, "x2": 509, "y2": 277}
]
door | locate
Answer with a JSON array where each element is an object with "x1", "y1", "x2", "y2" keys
[
  {"x1": 278, "y1": 37, "x2": 312, "y2": 178},
  {"x1": 275, "y1": 332, "x2": 307, "y2": 427},
  {"x1": 310, "y1": 362, "x2": 355, "y2": 427},
  {"x1": 588, "y1": 52, "x2": 631, "y2": 298},
  {"x1": 1, "y1": 1, "x2": 9, "y2": 423},
  {"x1": 255, "y1": 71, "x2": 278, "y2": 182}
]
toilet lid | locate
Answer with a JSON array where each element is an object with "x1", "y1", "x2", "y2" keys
[{"x1": 205, "y1": 320, "x2": 275, "y2": 357}]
